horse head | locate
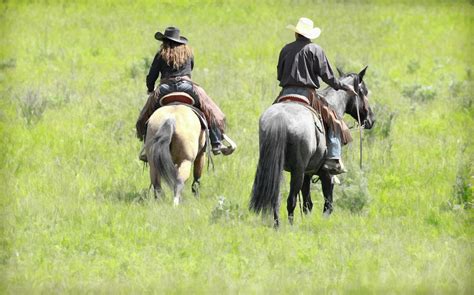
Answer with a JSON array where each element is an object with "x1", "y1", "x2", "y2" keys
[{"x1": 338, "y1": 66, "x2": 375, "y2": 129}]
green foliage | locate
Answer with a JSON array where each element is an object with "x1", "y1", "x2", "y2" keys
[
  {"x1": 18, "y1": 89, "x2": 47, "y2": 126},
  {"x1": 402, "y1": 83, "x2": 437, "y2": 102},
  {"x1": 452, "y1": 173, "x2": 473, "y2": 210},
  {"x1": 336, "y1": 169, "x2": 371, "y2": 214},
  {"x1": 443, "y1": 148, "x2": 473, "y2": 211},
  {"x1": 1, "y1": 0, "x2": 473, "y2": 293},
  {"x1": 366, "y1": 103, "x2": 396, "y2": 141},
  {"x1": 449, "y1": 75, "x2": 474, "y2": 110},
  {"x1": 406, "y1": 59, "x2": 420, "y2": 74},
  {"x1": 0, "y1": 58, "x2": 16, "y2": 70},
  {"x1": 210, "y1": 196, "x2": 248, "y2": 224}
]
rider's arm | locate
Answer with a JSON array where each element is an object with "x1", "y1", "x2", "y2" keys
[
  {"x1": 276, "y1": 48, "x2": 285, "y2": 83},
  {"x1": 146, "y1": 53, "x2": 162, "y2": 93},
  {"x1": 315, "y1": 47, "x2": 345, "y2": 91}
]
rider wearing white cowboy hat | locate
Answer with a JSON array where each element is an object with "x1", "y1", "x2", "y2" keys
[
  {"x1": 277, "y1": 17, "x2": 358, "y2": 175},
  {"x1": 286, "y1": 17, "x2": 321, "y2": 40}
]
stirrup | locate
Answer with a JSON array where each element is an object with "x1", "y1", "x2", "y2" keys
[
  {"x1": 322, "y1": 159, "x2": 347, "y2": 175},
  {"x1": 211, "y1": 144, "x2": 223, "y2": 155},
  {"x1": 220, "y1": 134, "x2": 237, "y2": 156}
]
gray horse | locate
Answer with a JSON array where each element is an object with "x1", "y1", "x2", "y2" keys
[{"x1": 250, "y1": 67, "x2": 375, "y2": 227}]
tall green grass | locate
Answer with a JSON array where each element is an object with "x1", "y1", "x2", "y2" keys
[{"x1": 1, "y1": 0, "x2": 472, "y2": 293}]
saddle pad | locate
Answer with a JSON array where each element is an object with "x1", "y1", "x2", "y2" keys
[
  {"x1": 159, "y1": 92, "x2": 195, "y2": 106},
  {"x1": 277, "y1": 94, "x2": 310, "y2": 105}
]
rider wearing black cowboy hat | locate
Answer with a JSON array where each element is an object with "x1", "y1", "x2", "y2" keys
[{"x1": 136, "y1": 27, "x2": 235, "y2": 161}]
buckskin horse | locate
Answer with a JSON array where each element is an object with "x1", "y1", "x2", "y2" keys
[
  {"x1": 145, "y1": 93, "x2": 207, "y2": 205},
  {"x1": 250, "y1": 67, "x2": 375, "y2": 227}
]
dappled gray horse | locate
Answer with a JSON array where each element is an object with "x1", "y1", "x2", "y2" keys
[{"x1": 250, "y1": 67, "x2": 375, "y2": 227}]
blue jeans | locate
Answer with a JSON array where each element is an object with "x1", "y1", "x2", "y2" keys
[
  {"x1": 326, "y1": 128, "x2": 341, "y2": 159},
  {"x1": 280, "y1": 87, "x2": 341, "y2": 159}
]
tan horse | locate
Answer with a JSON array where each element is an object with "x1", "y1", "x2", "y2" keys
[{"x1": 145, "y1": 104, "x2": 206, "y2": 205}]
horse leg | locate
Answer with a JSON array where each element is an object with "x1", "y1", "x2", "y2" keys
[
  {"x1": 287, "y1": 171, "x2": 304, "y2": 225},
  {"x1": 319, "y1": 171, "x2": 334, "y2": 217},
  {"x1": 273, "y1": 208, "x2": 280, "y2": 229},
  {"x1": 273, "y1": 192, "x2": 282, "y2": 229},
  {"x1": 150, "y1": 165, "x2": 162, "y2": 199},
  {"x1": 301, "y1": 175, "x2": 313, "y2": 214},
  {"x1": 192, "y1": 151, "x2": 205, "y2": 197},
  {"x1": 174, "y1": 160, "x2": 192, "y2": 206}
]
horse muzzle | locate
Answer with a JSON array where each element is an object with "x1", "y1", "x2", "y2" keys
[{"x1": 363, "y1": 118, "x2": 375, "y2": 129}]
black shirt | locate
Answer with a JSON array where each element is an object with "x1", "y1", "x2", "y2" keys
[
  {"x1": 146, "y1": 52, "x2": 194, "y2": 92},
  {"x1": 277, "y1": 36, "x2": 345, "y2": 90}
]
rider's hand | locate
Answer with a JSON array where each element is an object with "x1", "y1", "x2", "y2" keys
[{"x1": 344, "y1": 84, "x2": 358, "y2": 96}]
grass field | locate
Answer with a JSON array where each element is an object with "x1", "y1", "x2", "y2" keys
[{"x1": 1, "y1": 0, "x2": 473, "y2": 293}]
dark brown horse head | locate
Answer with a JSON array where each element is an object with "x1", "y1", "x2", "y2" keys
[{"x1": 338, "y1": 66, "x2": 376, "y2": 129}]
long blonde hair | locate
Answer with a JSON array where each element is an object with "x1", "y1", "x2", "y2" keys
[{"x1": 159, "y1": 41, "x2": 193, "y2": 69}]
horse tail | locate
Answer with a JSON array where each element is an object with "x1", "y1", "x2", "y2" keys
[
  {"x1": 250, "y1": 117, "x2": 286, "y2": 214},
  {"x1": 148, "y1": 117, "x2": 178, "y2": 188}
]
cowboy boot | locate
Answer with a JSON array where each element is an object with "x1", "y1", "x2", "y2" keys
[
  {"x1": 209, "y1": 127, "x2": 224, "y2": 155},
  {"x1": 322, "y1": 158, "x2": 347, "y2": 175}
]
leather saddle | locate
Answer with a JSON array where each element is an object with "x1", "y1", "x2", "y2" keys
[
  {"x1": 159, "y1": 92, "x2": 195, "y2": 107},
  {"x1": 158, "y1": 92, "x2": 207, "y2": 130}
]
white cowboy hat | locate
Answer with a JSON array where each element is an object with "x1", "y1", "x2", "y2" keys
[{"x1": 286, "y1": 17, "x2": 321, "y2": 40}]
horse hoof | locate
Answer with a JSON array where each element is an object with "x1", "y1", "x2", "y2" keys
[
  {"x1": 273, "y1": 220, "x2": 280, "y2": 229},
  {"x1": 323, "y1": 211, "x2": 331, "y2": 218}
]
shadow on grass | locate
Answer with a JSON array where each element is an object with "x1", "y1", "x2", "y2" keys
[{"x1": 95, "y1": 184, "x2": 156, "y2": 204}]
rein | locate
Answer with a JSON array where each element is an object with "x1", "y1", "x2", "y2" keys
[
  {"x1": 355, "y1": 93, "x2": 363, "y2": 169},
  {"x1": 352, "y1": 74, "x2": 364, "y2": 169}
]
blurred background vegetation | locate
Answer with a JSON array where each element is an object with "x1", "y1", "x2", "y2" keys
[{"x1": 1, "y1": 0, "x2": 472, "y2": 293}]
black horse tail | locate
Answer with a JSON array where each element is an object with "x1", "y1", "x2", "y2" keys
[
  {"x1": 148, "y1": 117, "x2": 178, "y2": 189},
  {"x1": 250, "y1": 118, "x2": 286, "y2": 214}
]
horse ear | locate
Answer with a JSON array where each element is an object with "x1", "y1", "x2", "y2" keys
[
  {"x1": 337, "y1": 67, "x2": 345, "y2": 77},
  {"x1": 359, "y1": 65, "x2": 368, "y2": 81}
]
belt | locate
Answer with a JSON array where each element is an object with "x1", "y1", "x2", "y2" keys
[{"x1": 160, "y1": 75, "x2": 191, "y2": 84}]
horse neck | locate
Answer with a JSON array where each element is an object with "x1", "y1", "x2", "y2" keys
[{"x1": 319, "y1": 87, "x2": 350, "y2": 118}]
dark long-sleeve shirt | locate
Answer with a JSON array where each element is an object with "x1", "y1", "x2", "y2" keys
[
  {"x1": 146, "y1": 52, "x2": 194, "y2": 92},
  {"x1": 277, "y1": 36, "x2": 346, "y2": 91}
]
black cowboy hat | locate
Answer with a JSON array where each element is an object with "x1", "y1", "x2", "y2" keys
[{"x1": 154, "y1": 27, "x2": 188, "y2": 44}]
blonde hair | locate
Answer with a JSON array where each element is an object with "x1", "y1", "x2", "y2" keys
[{"x1": 159, "y1": 41, "x2": 193, "y2": 69}]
